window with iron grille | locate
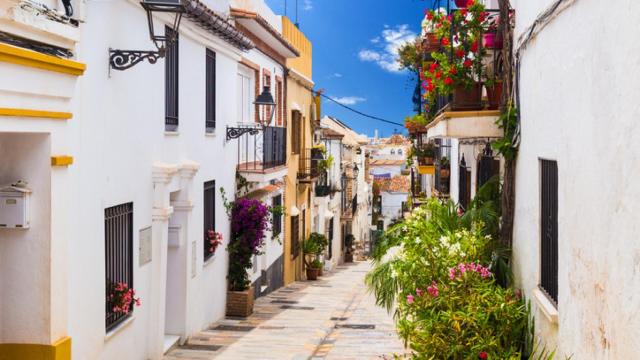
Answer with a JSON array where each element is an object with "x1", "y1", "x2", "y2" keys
[
  {"x1": 327, "y1": 217, "x2": 334, "y2": 259},
  {"x1": 205, "y1": 49, "x2": 216, "y2": 132},
  {"x1": 272, "y1": 194, "x2": 282, "y2": 237},
  {"x1": 165, "y1": 26, "x2": 179, "y2": 131},
  {"x1": 204, "y1": 180, "x2": 215, "y2": 261},
  {"x1": 290, "y1": 215, "x2": 299, "y2": 257},
  {"x1": 276, "y1": 79, "x2": 283, "y2": 126},
  {"x1": 105, "y1": 202, "x2": 134, "y2": 332},
  {"x1": 291, "y1": 111, "x2": 301, "y2": 154},
  {"x1": 540, "y1": 159, "x2": 558, "y2": 305}
]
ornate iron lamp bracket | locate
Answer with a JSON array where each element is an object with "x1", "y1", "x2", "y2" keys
[
  {"x1": 109, "y1": 48, "x2": 165, "y2": 71},
  {"x1": 226, "y1": 126, "x2": 261, "y2": 141}
]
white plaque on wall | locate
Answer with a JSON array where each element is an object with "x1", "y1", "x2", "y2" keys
[{"x1": 139, "y1": 226, "x2": 152, "y2": 266}]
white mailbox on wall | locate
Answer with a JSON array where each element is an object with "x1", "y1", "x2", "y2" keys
[{"x1": 0, "y1": 181, "x2": 31, "y2": 229}]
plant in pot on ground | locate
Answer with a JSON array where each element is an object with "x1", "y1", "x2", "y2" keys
[
  {"x1": 303, "y1": 232, "x2": 328, "y2": 280},
  {"x1": 225, "y1": 196, "x2": 272, "y2": 317},
  {"x1": 344, "y1": 234, "x2": 355, "y2": 263}
]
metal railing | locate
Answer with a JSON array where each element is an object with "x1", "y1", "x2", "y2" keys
[
  {"x1": 315, "y1": 171, "x2": 331, "y2": 197},
  {"x1": 105, "y1": 203, "x2": 134, "y2": 332},
  {"x1": 298, "y1": 147, "x2": 322, "y2": 180},
  {"x1": 237, "y1": 126, "x2": 286, "y2": 172}
]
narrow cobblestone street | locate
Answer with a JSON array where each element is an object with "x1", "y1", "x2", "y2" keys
[{"x1": 164, "y1": 261, "x2": 406, "y2": 359}]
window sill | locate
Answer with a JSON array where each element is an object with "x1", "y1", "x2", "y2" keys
[
  {"x1": 164, "y1": 131, "x2": 180, "y2": 136},
  {"x1": 105, "y1": 315, "x2": 135, "y2": 342},
  {"x1": 533, "y1": 287, "x2": 558, "y2": 325},
  {"x1": 204, "y1": 254, "x2": 216, "y2": 267}
]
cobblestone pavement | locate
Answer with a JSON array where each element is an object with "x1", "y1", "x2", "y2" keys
[{"x1": 164, "y1": 261, "x2": 407, "y2": 360}]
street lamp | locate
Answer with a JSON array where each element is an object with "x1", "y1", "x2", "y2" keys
[
  {"x1": 353, "y1": 163, "x2": 360, "y2": 178},
  {"x1": 109, "y1": 0, "x2": 184, "y2": 71},
  {"x1": 226, "y1": 86, "x2": 276, "y2": 140}
]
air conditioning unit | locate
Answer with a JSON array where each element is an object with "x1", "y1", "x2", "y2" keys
[{"x1": 0, "y1": 181, "x2": 31, "y2": 229}]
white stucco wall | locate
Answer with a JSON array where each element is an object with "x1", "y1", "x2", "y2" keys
[
  {"x1": 512, "y1": 0, "x2": 640, "y2": 357},
  {"x1": 380, "y1": 192, "x2": 406, "y2": 228}
]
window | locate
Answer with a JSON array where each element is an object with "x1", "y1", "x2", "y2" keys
[
  {"x1": 205, "y1": 49, "x2": 216, "y2": 131},
  {"x1": 391, "y1": 149, "x2": 395, "y2": 155},
  {"x1": 204, "y1": 180, "x2": 215, "y2": 261},
  {"x1": 165, "y1": 26, "x2": 179, "y2": 131},
  {"x1": 291, "y1": 215, "x2": 299, "y2": 258},
  {"x1": 237, "y1": 65, "x2": 254, "y2": 124},
  {"x1": 272, "y1": 194, "x2": 282, "y2": 237},
  {"x1": 262, "y1": 70, "x2": 272, "y2": 122},
  {"x1": 327, "y1": 217, "x2": 334, "y2": 259},
  {"x1": 105, "y1": 202, "x2": 134, "y2": 332},
  {"x1": 398, "y1": 149, "x2": 403, "y2": 155},
  {"x1": 540, "y1": 159, "x2": 558, "y2": 305},
  {"x1": 291, "y1": 111, "x2": 301, "y2": 154}
]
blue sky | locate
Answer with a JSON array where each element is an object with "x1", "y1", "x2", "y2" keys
[{"x1": 265, "y1": 0, "x2": 429, "y2": 137}]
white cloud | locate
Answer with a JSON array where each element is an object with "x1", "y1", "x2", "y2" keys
[
  {"x1": 330, "y1": 96, "x2": 366, "y2": 105},
  {"x1": 328, "y1": 73, "x2": 343, "y2": 79},
  {"x1": 303, "y1": 0, "x2": 312, "y2": 10},
  {"x1": 358, "y1": 24, "x2": 416, "y2": 73}
]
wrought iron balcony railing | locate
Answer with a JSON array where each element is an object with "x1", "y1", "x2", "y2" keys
[
  {"x1": 237, "y1": 126, "x2": 286, "y2": 173},
  {"x1": 298, "y1": 147, "x2": 322, "y2": 182}
]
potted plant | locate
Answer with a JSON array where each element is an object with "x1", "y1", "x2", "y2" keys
[
  {"x1": 439, "y1": 156, "x2": 451, "y2": 178},
  {"x1": 308, "y1": 232, "x2": 328, "y2": 276},
  {"x1": 302, "y1": 236, "x2": 321, "y2": 280},
  {"x1": 421, "y1": 8, "x2": 447, "y2": 53},
  {"x1": 344, "y1": 234, "x2": 355, "y2": 263},
  {"x1": 417, "y1": 143, "x2": 436, "y2": 165},
  {"x1": 226, "y1": 197, "x2": 271, "y2": 317},
  {"x1": 108, "y1": 282, "x2": 141, "y2": 315},
  {"x1": 423, "y1": 1, "x2": 489, "y2": 111}
]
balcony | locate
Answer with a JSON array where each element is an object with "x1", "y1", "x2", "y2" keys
[
  {"x1": 298, "y1": 148, "x2": 322, "y2": 183},
  {"x1": 420, "y1": 7, "x2": 505, "y2": 141},
  {"x1": 237, "y1": 126, "x2": 287, "y2": 183},
  {"x1": 314, "y1": 172, "x2": 332, "y2": 197}
]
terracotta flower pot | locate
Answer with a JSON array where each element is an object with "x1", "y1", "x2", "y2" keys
[
  {"x1": 306, "y1": 267, "x2": 319, "y2": 281},
  {"x1": 452, "y1": 82, "x2": 483, "y2": 111},
  {"x1": 226, "y1": 287, "x2": 254, "y2": 317},
  {"x1": 483, "y1": 32, "x2": 503, "y2": 50},
  {"x1": 455, "y1": 0, "x2": 471, "y2": 8},
  {"x1": 344, "y1": 253, "x2": 353, "y2": 263},
  {"x1": 418, "y1": 156, "x2": 434, "y2": 166},
  {"x1": 317, "y1": 265, "x2": 324, "y2": 276},
  {"x1": 440, "y1": 168, "x2": 451, "y2": 178},
  {"x1": 486, "y1": 81, "x2": 503, "y2": 110}
]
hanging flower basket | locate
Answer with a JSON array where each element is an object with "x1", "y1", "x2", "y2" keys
[{"x1": 108, "y1": 282, "x2": 141, "y2": 315}]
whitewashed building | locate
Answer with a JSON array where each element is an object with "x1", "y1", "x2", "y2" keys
[
  {"x1": 510, "y1": 0, "x2": 640, "y2": 357},
  {"x1": 0, "y1": 0, "x2": 296, "y2": 359}
]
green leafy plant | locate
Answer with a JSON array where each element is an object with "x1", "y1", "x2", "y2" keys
[{"x1": 493, "y1": 105, "x2": 519, "y2": 160}]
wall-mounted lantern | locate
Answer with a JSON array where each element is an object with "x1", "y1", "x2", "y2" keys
[
  {"x1": 226, "y1": 86, "x2": 276, "y2": 140},
  {"x1": 109, "y1": 0, "x2": 184, "y2": 71},
  {"x1": 353, "y1": 163, "x2": 360, "y2": 178}
]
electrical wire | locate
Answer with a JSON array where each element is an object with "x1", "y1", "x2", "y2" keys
[{"x1": 319, "y1": 92, "x2": 404, "y2": 127}]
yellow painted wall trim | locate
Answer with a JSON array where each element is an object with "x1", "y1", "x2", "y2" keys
[
  {"x1": 51, "y1": 156, "x2": 73, "y2": 166},
  {"x1": 442, "y1": 110, "x2": 501, "y2": 119},
  {"x1": 0, "y1": 336, "x2": 71, "y2": 360},
  {"x1": 0, "y1": 43, "x2": 86, "y2": 76},
  {"x1": 0, "y1": 108, "x2": 72, "y2": 120},
  {"x1": 418, "y1": 165, "x2": 435, "y2": 175}
]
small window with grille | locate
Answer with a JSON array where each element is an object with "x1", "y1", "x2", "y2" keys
[
  {"x1": 203, "y1": 180, "x2": 216, "y2": 261},
  {"x1": 540, "y1": 159, "x2": 558, "y2": 305},
  {"x1": 105, "y1": 202, "x2": 134, "y2": 332},
  {"x1": 205, "y1": 49, "x2": 216, "y2": 132}
]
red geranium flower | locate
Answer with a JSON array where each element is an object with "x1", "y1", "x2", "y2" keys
[
  {"x1": 426, "y1": 11, "x2": 434, "y2": 20},
  {"x1": 455, "y1": 48, "x2": 465, "y2": 58},
  {"x1": 479, "y1": 11, "x2": 488, "y2": 22},
  {"x1": 444, "y1": 77, "x2": 453, "y2": 85},
  {"x1": 478, "y1": 352, "x2": 488, "y2": 360},
  {"x1": 449, "y1": 66, "x2": 457, "y2": 75},
  {"x1": 435, "y1": 71, "x2": 442, "y2": 79},
  {"x1": 463, "y1": 59, "x2": 473, "y2": 68},
  {"x1": 471, "y1": 41, "x2": 479, "y2": 53},
  {"x1": 429, "y1": 62, "x2": 438, "y2": 73},
  {"x1": 460, "y1": 8, "x2": 468, "y2": 17},
  {"x1": 441, "y1": 38, "x2": 450, "y2": 46}
]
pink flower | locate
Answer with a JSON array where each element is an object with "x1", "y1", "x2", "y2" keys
[
  {"x1": 416, "y1": 288, "x2": 423, "y2": 297},
  {"x1": 406, "y1": 294, "x2": 414, "y2": 305},
  {"x1": 458, "y1": 263, "x2": 467, "y2": 273},
  {"x1": 427, "y1": 282, "x2": 439, "y2": 297},
  {"x1": 449, "y1": 268, "x2": 456, "y2": 280}
]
